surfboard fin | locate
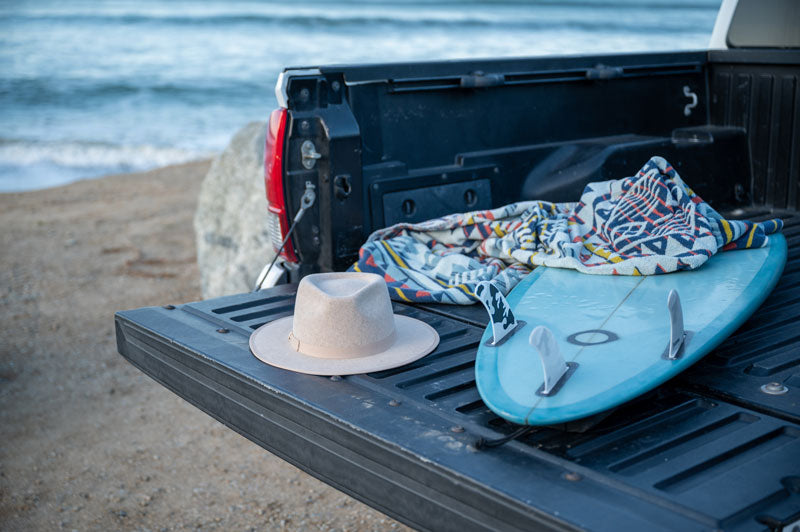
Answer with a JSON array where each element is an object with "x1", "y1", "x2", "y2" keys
[
  {"x1": 476, "y1": 282, "x2": 525, "y2": 346},
  {"x1": 531, "y1": 326, "x2": 576, "y2": 396},
  {"x1": 667, "y1": 289, "x2": 685, "y2": 360}
]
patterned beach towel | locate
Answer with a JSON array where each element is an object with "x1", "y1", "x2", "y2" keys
[{"x1": 349, "y1": 157, "x2": 783, "y2": 304}]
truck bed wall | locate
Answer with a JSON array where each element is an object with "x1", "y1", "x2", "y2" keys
[
  {"x1": 281, "y1": 50, "x2": 800, "y2": 274},
  {"x1": 708, "y1": 50, "x2": 800, "y2": 211}
]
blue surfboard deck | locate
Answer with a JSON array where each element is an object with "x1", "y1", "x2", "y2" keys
[{"x1": 475, "y1": 233, "x2": 788, "y2": 426}]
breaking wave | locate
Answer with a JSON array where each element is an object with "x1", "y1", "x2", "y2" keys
[{"x1": 0, "y1": 140, "x2": 214, "y2": 192}]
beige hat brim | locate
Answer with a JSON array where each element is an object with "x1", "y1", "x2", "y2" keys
[{"x1": 249, "y1": 315, "x2": 439, "y2": 376}]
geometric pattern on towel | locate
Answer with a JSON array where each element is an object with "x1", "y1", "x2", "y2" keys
[{"x1": 349, "y1": 157, "x2": 784, "y2": 304}]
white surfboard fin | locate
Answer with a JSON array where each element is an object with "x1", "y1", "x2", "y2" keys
[
  {"x1": 665, "y1": 289, "x2": 687, "y2": 360},
  {"x1": 476, "y1": 282, "x2": 525, "y2": 347},
  {"x1": 531, "y1": 326, "x2": 578, "y2": 397}
]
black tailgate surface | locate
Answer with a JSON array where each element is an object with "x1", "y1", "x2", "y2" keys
[{"x1": 115, "y1": 209, "x2": 800, "y2": 532}]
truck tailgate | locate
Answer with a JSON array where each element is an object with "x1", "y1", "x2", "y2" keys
[{"x1": 115, "y1": 208, "x2": 800, "y2": 532}]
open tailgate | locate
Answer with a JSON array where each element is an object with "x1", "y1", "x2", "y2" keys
[{"x1": 115, "y1": 209, "x2": 800, "y2": 531}]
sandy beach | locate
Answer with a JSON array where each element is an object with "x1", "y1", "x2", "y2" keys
[{"x1": 0, "y1": 162, "x2": 406, "y2": 531}]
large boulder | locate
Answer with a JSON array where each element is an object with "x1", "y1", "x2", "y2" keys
[{"x1": 194, "y1": 121, "x2": 274, "y2": 299}]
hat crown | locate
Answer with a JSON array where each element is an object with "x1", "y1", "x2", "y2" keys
[{"x1": 291, "y1": 272, "x2": 396, "y2": 359}]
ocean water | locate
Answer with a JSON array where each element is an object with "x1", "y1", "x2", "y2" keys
[{"x1": 0, "y1": 0, "x2": 721, "y2": 192}]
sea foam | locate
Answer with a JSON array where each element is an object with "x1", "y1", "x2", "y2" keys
[{"x1": 0, "y1": 140, "x2": 213, "y2": 192}]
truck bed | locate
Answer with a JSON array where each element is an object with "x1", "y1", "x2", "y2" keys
[{"x1": 115, "y1": 207, "x2": 800, "y2": 532}]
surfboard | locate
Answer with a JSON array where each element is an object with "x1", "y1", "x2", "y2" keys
[{"x1": 474, "y1": 233, "x2": 788, "y2": 426}]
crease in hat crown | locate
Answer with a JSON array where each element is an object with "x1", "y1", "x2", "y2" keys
[{"x1": 288, "y1": 272, "x2": 397, "y2": 359}]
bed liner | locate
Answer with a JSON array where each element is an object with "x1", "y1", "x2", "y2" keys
[{"x1": 115, "y1": 208, "x2": 800, "y2": 531}]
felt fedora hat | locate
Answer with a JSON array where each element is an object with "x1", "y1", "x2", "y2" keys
[{"x1": 250, "y1": 272, "x2": 439, "y2": 375}]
